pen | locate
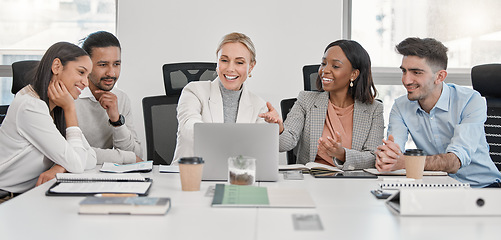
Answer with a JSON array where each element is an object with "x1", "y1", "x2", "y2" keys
[
  {"x1": 113, "y1": 161, "x2": 152, "y2": 166},
  {"x1": 94, "y1": 193, "x2": 138, "y2": 197},
  {"x1": 381, "y1": 178, "x2": 416, "y2": 182}
]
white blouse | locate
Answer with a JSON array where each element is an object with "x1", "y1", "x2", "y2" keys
[{"x1": 0, "y1": 86, "x2": 96, "y2": 193}]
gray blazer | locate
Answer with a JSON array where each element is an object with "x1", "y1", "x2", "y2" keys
[{"x1": 279, "y1": 91, "x2": 384, "y2": 170}]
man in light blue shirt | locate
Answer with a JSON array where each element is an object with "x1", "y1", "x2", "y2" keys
[{"x1": 376, "y1": 37, "x2": 501, "y2": 188}]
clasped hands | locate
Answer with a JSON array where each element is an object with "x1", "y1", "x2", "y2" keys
[{"x1": 375, "y1": 135, "x2": 405, "y2": 172}]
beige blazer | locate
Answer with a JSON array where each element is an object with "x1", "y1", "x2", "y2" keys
[
  {"x1": 173, "y1": 78, "x2": 267, "y2": 162},
  {"x1": 279, "y1": 91, "x2": 384, "y2": 170}
]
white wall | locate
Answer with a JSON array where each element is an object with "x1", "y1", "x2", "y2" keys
[{"x1": 117, "y1": 0, "x2": 344, "y2": 162}]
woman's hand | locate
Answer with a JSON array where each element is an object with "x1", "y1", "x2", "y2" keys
[
  {"x1": 317, "y1": 131, "x2": 345, "y2": 162},
  {"x1": 48, "y1": 80, "x2": 79, "y2": 127},
  {"x1": 48, "y1": 80, "x2": 74, "y2": 111},
  {"x1": 258, "y1": 102, "x2": 284, "y2": 134},
  {"x1": 36, "y1": 165, "x2": 67, "y2": 186}
]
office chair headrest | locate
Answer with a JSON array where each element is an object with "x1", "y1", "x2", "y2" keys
[
  {"x1": 162, "y1": 62, "x2": 217, "y2": 96},
  {"x1": 11, "y1": 60, "x2": 39, "y2": 94},
  {"x1": 471, "y1": 63, "x2": 501, "y2": 98}
]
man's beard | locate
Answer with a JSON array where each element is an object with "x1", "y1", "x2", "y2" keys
[{"x1": 97, "y1": 77, "x2": 117, "y2": 91}]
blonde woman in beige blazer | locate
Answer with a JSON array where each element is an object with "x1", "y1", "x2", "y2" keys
[
  {"x1": 261, "y1": 40, "x2": 383, "y2": 170},
  {"x1": 173, "y1": 33, "x2": 267, "y2": 163}
]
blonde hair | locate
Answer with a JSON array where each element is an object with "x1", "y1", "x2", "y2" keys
[{"x1": 216, "y1": 32, "x2": 256, "y2": 63}]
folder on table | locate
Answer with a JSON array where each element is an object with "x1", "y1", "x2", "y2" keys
[
  {"x1": 386, "y1": 188, "x2": 501, "y2": 216},
  {"x1": 211, "y1": 184, "x2": 315, "y2": 208}
]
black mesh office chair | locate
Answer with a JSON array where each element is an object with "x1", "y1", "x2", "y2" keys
[
  {"x1": 142, "y1": 95, "x2": 180, "y2": 165},
  {"x1": 302, "y1": 64, "x2": 320, "y2": 91},
  {"x1": 1, "y1": 60, "x2": 39, "y2": 125},
  {"x1": 162, "y1": 62, "x2": 217, "y2": 96},
  {"x1": 278, "y1": 64, "x2": 319, "y2": 163},
  {"x1": 12, "y1": 60, "x2": 39, "y2": 94},
  {"x1": 280, "y1": 98, "x2": 298, "y2": 164},
  {"x1": 471, "y1": 64, "x2": 501, "y2": 171},
  {"x1": 0, "y1": 105, "x2": 8, "y2": 125}
]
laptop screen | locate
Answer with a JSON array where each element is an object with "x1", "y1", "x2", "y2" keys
[{"x1": 194, "y1": 123, "x2": 279, "y2": 181}]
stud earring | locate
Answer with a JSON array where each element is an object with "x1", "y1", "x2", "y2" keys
[
  {"x1": 248, "y1": 73, "x2": 252, "y2": 78},
  {"x1": 350, "y1": 79, "x2": 354, "y2": 87}
]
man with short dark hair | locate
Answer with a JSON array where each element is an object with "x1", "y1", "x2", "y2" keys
[
  {"x1": 376, "y1": 37, "x2": 501, "y2": 188},
  {"x1": 76, "y1": 31, "x2": 143, "y2": 164}
]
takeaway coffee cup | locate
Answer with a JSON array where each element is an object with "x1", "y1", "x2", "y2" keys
[
  {"x1": 404, "y1": 149, "x2": 426, "y2": 179},
  {"x1": 178, "y1": 157, "x2": 204, "y2": 191}
]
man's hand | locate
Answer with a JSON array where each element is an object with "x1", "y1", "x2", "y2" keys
[
  {"x1": 135, "y1": 155, "x2": 144, "y2": 163},
  {"x1": 36, "y1": 165, "x2": 67, "y2": 186},
  {"x1": 375, "y1": 135, "x2": 404, "y2": 172},
  {"x1": 94, "y1": 90, "x2": 120, "y2": 122}
]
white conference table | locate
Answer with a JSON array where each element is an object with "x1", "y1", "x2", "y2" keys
[{"x1": 1, "y1": 166, "x2": 500, "y2": 240}]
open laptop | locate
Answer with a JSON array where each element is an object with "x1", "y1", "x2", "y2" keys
[{"x1": 194, "y1": 123, "x2": 279, "y2": 181}]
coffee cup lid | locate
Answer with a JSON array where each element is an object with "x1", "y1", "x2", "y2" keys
[
  {"x1": 404, "y1": 149, "x2": 425, "y2": 156},
  {"x1": 178, "y1": 157, "x2": 204, "y2": 164}
]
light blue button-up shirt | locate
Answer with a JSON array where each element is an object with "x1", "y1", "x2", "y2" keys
[{"x1": 388, "y1": 83, "x2": 501, "y2": 187}]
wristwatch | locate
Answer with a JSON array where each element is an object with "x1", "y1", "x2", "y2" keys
[{"x1": 109, "y1": 114, "x2": 125, "y2": 127}]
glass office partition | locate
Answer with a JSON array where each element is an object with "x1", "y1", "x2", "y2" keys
[
  {"x1": 352, "y1": 0, "x2": 501, "y2": 69},
  {"x1": 0, "y1": 0, "x2": 116, "y2": 104}
]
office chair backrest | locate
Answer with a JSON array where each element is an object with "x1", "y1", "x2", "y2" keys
[
  {"x1": 302, "y1": 64, "x2": 321, "y2": 91},
  {"x1": 0, "y1": 105, "x2": 8, "y2": 126},
  {"x1": 142, "y1": 95, "x2": 180, "y2": 165},
  {"x1": 280, "y1": 98, "x2": 298, "y2": 165},
  {"x1": 162, "y1": 62, "x2": 217, "y2": 96},
  {"x1": 471, "y1": 63, "x2": 501, "y2": 171},
  {"x1": 12, "y1": 60, "x2": 39, "y2": 94}
]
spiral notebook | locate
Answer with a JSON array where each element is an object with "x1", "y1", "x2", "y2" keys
[
  {"x1": 379, "y1": 182, "x2": 470, "y2": 190},
  {"x1": 55, "y1": 173, "x2": 147, "y2": 181},
  {"x1": 46, "y1": 173, "x2": 152, "y2": 196}
]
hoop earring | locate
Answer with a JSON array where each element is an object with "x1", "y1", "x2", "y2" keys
[{"x1": 350, "y1": 79, "x2": 354, "y2": 87}]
